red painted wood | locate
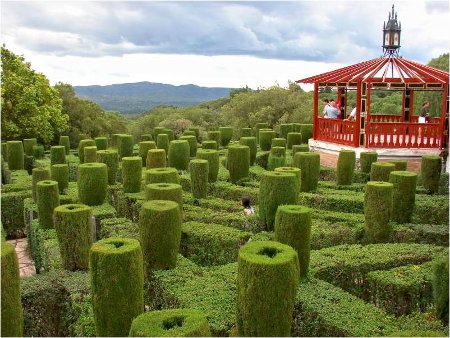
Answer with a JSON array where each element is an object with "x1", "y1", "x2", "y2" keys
[{"x1": 316, "y1": 118, "x2": 355, "y2": 146}]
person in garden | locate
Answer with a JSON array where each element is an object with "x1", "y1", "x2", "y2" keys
[{"x1": 241, "y1": 196, "x2": 254, "y2": 216}]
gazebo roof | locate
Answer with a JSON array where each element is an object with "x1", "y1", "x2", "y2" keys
[{"x1": 296, "y1": 56, "x2": 449, "y2": 87}]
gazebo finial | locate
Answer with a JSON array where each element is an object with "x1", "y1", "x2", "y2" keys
[{"x1": 383, "y1": 4, "x2": 401, "y2": 56}]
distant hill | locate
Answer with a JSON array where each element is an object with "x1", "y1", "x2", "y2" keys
[{"x1": 74, "y1": 81, "x2": 234, "y2": 114}]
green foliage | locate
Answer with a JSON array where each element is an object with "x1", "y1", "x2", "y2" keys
[
  {"x1": 336, "y1": 150, "x2": 355, "y2": 185},
  {"x1": 279, "y1": 123, "x2": 293, "y2": 139},
  {"x1": 274, "y1": 167, "x2": 301, "y2": 191},
  {"x1": 146, "y1": 148, "x2": 166, "y2": 169},
  {"x1": 267, "y1": 146, "x2": 286, "y2": 170},
  {"x1": 138, "y1": 141, "x2": 156, "y2": 166},
  {"x1": 23, "y1": 138, "x2": 37, "y2": 156},
  {"x1": 227, "y1": 145, "x2": 250, "y2": 184},
  {"x1": 99, "y1": 217, "x2": 138, "y2": 240},
  {"x1": 293, "y1": 152, "x2": 320, "y2": 192},
  {"x1": 433, "y1": 256, "x2": 449, "y2": 323},
  {"x1": 237, "y1": 240, "x2": 299, "y2": 336},
  {"x1": 364, "y1": 181, "x2": 393, "y2": 243},
  {"x1": 59, "y1": 136, "x2": 71, "y2": 154},
  {"x1": 139, "y1": 200, "x2": 182, "y2": 273},
  {"x1": 78, "y1": 163, "x2": 108, "y2": 205},
  {"x1": 145, "y1": 183, "x2": 183, "y2": 211},
  {"x1": 97, "y1": 150, "x2": 119, "y2": 185},
  {"x1": 83, "y1": 146, "x2": 97, "y2": 163},
  {"x1": 196, "y1": 149, "x2": 219, "y2": 182},
  {"x1": 168, "y1": 140, "x2": 190, "y2": 171},
  {"x1": 274, "y1": 205, "x2": 312, "y2": 279},
  {"x1": 157, "y1": 134, "x2": 170, "y2": 155},
  {"x1": 202, "y1": 140, "x2": 217, "y2": 150},
  {"x1": 51, "y1": 164, "x2": 69, "y2": 194},
  {"x1": 33, "y1": 144, "x2": 45, "y2": 159},
  {"x1": 389, "y1": 160, "x2": 407, "y2": 170},
  {"x1": 371, "y1": 161, "x2": 395, "y2": 182},
  {"x1": 90, "y1": 237, "x2": 144, "y2": 336},
  {"x1": 360, "y1": 151, "x2": 378, "y2": 173},
  {"x1": 188, "y1": 127, "x2": 200, "y2": 141},
  {"x1": 94, "y1": 137, "x2": 108, "y2": 151},
  {"x1": 7, "y1": 140, "x2": 24, "y2": 170},
  {"x1": 189, "y1": 159, "x2": 208, "y2": 199},
  {"x1": 51, "y1": 145, "x2": 66, "y2": 165},
  {"x1": 389, "y1": 171, "x2": 417, "y2": 223},
  {"x1": 240, "y1": 127, "x2": 252, "y2": 138},
  {"x1": 145, "y1": 167, "x2": 180, "y2": 185},
  {"x1": 292, "y1": 144, "x2": 309, "y2": 155},
  {"x1": 1, "y1": 47, "x2": 67, "y2": 144},
  {"x1": 219, "y1": 127, "x2": 233, "y2": 147},
  {"x1": 255, "y1": 122, "x2": 268, "y2": 143},
  {"x1": 421, "y1": 155, "x2": 442, "y2": 194},
  {"x1": 259, "y1": 129, "x2": 275, "y2": 151},
  {"x1": 1, "y1": 190, "x2": 31, "y2": 238},
  {"x1": 53, "y1": 204, "x2": 93, "y2": 271},
  {"x1": 1, "y1": 242, "x2": 23, "y2": 337},
  {"x1": 239, "y1": 137, "x2": 257, "y2": 166},
  {"x1": 36, "y1": 180, "x2": 60, "y2": 229},
  {"x1": 271, "y1": 137, "x2": 286, "y2": 148},
  {"x1": 32, "y1": 167, "x2": 50, "y2": 202},
  {"x1": 130, "y1": 309, "x2": 211, "y2": 337},
  {"x1": 118, "y1": 134, "x2": 134, "y2": 159},
  {"x1": 141, "y1": 134, "x2": 153, "y2": 141},
  {"x1": 78, "y1": 139, "x2": 95, "y2": 163},
  {"x1": 122, "y1": 156, "x2": 142, "y2": 193},
  {"x1": 299, "y1": 124, "x2": 313, "y2": 142},
  {"x1": 207, "y1": 131, "x2": 221, "y2": 145},
  {"x1": 179, "y1": 135, "x2": 197, "y2": 157},
  {"x1": 287, "y1": 132, "x2": 302, "y2": 149}
]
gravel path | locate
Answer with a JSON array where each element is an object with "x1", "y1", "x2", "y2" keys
[{"x1": 7, "y1": 238, "x2": 36, "y2": 277}]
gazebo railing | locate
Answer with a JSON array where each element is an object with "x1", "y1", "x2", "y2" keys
[
  {"x1": 370, "y1": 115, "x2": 441, "y2": 124},
  {"x1": 316, "y1": 118, "x2": 355, "y2": 146}
]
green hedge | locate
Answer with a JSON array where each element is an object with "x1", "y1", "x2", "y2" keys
[
  {"x1": 255, "y1": 150, "x2": 270, "y2": 169},
  {"x1": 360, "y1": 152, "x2": 378, "y2": 173},
  {"x1": 259, "y1": 129, "x2": 275, "y2": 151},
  {"x1": 23, "y1": 138, "x2": 37, "y2": 156},
  {"x1": 433, "y1": 256, "x2": 449, "y2": 323},
  {"x1": 299, "y1": 124, "x2": 313, "y2": 142},
  {"x1": 168, "y1": 140, "x2": 190, "y2": 171},
  {"x1": 99, "y1": 217, "x2": 138, "y2": 240},
  {"x1": 188, "y1": 127, "x2": 200, "y2": 141},
  {"x1": 179, "y1": 135, "x2": 197, "y2": 157},
  {"x1": 219, "y1": 127, "x2": 233, "y2": 147},
  {"x1": 94, "y1": 137, "x2": 108, "y2": 150},
  {"x1": 78, "y1": 139, "x2": 95, "y2": 163},
  {"x1": 421, "y1": 156, "x2": 442, "y2": 194},
  {"x1": 117, "y1": 134, "x2": 134, "y2": 159},
  {"x1": 202, "y1": 140, "x2": 218, "y2": 150},
  {"x1": 36, "y1": 180, "x2": 60, "y2": 229},
  {"x1": 287, "y1": 132, "x2": 302, "y2": 149},
  {"x1": 371, "y1": 161, "x2": 395, "y2": 182},
  {"x1": 145, "y1": 183, "x2": 183, "y2": 211},
  {"x1": 274, "y1": 167, "x2": 301, "y2": 191},
  {"x1": 59, "y1": 136, "x2": 71, "y2": 154},
  {"x1": 279, "y1": 123, "x2": 293, "y2": 139},
  {"x1": 364, "y1": 181, "x2": 393, "y2": 243},
  {"x1": 33, "y1": 144, "x2": 45, "y2": 159},
  {"x1": 255, "y1": 122, "x2": 269, "y2": 143},
  {"x1": 389, "y1": 160, "x2": 407, "y2": 170},
  {"x1": 239, "y1": 137, "x2": 257, "y2": 165},
  {"x1": 83, "y1": 146, "x2": 97, "y2": 163},
  {"x1": 207, "y1": 130, "x2": 221, "y2": 145},
  {"x1": 240, "y1": 127, "x2": 252, "y2": 138},
  {"x1": 336, "y1": 150, "x2": 355, "y2": 185},
  {"x1": 7, "y1": 141, "x2": 24, "y2": 170},
  {"x1": 292, "y1": 144, "x2": 309, "y2": 156},
  {"x1": 32, "y1": 167, "x2": 51, "y2": 202},
  {"x1": 412, "y1": 194, "x2": 449, "y2": 225},
  {"x1": 141, "y1": 134, "x2": 153, "y2": 141},
  {"x1": 267, "y1": 146, "x2": 286, "y2": 170},
  {"x1": 389, "y1": 171, "x2": 417, "y2": 224},
  {"x1": 78, "y1": 163, "x2": 108, "y2": 205},
  {"x1": 139, "y1": 141, "x2": 156, "y2": 166},
  {"x1": 90, "y1": 237, "x2": 144, "y2": 336},
  {"x1": 189, "y1": 159, "x2": 208, "y2": 198},
  {"x1": 51, "y1": 164, "x2": 69, "y2": 192},
  {"x1": 145, "y1": 167, "x2": 180, "y2": 185},
  {"x1": 122, "y1": 156, "x2": 142, "y2": 193},
  {"x1": 196, "y1": 149, "x2": 219, "y2": 182},
  {"x1": 1, "y1": 190, "x2": 31, "y2": 238},
  {"x1": 271, "y1": 137, "x2": 286, "y2": 148},
  {"x1": 146, "y1": 149, "x2": 166, "y2": 169},
  {"x1": 293, "y1": 152, "x2": 320, "y2": 192},
  {"x1": 157, "y1": 134, "x2": 170, "y2": 155},
  {"x1": 227, "y1": 145, "x2": 250, "y2": 184},
  {"x1": 97, "y1": 150, "x2": 119, "y2": 185}
]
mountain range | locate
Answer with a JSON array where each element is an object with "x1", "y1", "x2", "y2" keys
[{"x1": 74, "y1": 81, "x2": 234, "y2": 114}]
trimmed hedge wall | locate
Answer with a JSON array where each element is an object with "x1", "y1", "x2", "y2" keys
[
  {"x1": 279, "y1": 123, "x2": 293, "y2": 139},
  {"x1": 370, "y1": 161, "x2": 395, "y2": 182},
  {"x1": 78, "y1": 139, "x2": 95, "y2": 163},
  {"x1": 293, "y1": 152, "x2": 320, "y2": 192},
  {"x1": 287, "y1": 132, "x2": 302, "y2": 149},
  {"x1": 292, "y1": 144, "x2": 309, "y2": 156},
  {"x1": 189, "y1": 159, "x2": 208, "y2": 199},
  {"x1": 51, "y1": 164, "x2": 69, "y2": 192},
  {"x1": 139, "y1": 141, "x2": 157, "y2": 166},
  {"x1": 364, "y1": 181, "x2": 393, "y2": 243},
  {"x1": 336, "y1": 149, "x2": 355, "y2": 185},
  {"x1": 240, "y1": 127, "x2": 252, "y2": 138},
  {"x1": 271, "y1": 137, "x2": 286, "y2": 148},
  {"x1": 433, "y1": 256, "x2": 449, "y2": 323},
  {"x1": 145, "y1": 167, "x2": 180, "y2": 185},
  {"x1": 78, "y1": 163, "x2": 108, "y2": 205},
  {"x1": 94, "y1": 137, "x2": 108, "y2": 150},
  {"x1": 2, "y1": 190, "x2": 31, "y2": 238},
  {"x1": 267, "y1": 146, "x2": 286, "y2": 170},
  {"x1": 360, "y1": 152, "x2": 378, "y2": 173},
  {"x1": 122, "y1": 156, "x2": 142, "y2": 193},
  {"x1": 59, "y1": 136, "x2": 70, "y2": 154},
  {"x1": 219, "y1": 127, "x2": 233, "y2": 147},
  {"x1": 23, "y1": 138, "x2": 37, "y2": 156},
  {"x1": 255, "y1": 122, "x2": 269, "y2": 143},
  {"x1": 180, "y1": 135, "x2": 197, "y2": 157},
  {"x1": 227, "y1": 145, "x2": 250, "y2": 184},
  {"x1": 259, "y1": 129, "x2": 275, "y2": 151},
  {"x1": 157, "y1": 134, "x2": 170, "y2": 155},
  {"x1": 36, "y1": 180, "x2": 60, "y2": 229},
  {"x1": 299, "y1": 124, "x2": 313, "y2": 142},
  {"x1": 97, "y1": 150, "x2": 119, "y2": 185},
  {"x1": 7, "y1": 141, "x2": 24, "y2": 170},
  {"x1": 207, "y1": 131, "x2": 221, "y2": 145},
  {"x1": 274, "y1": 167, "x2": 301, "y2": 191},
  {"x1": 196, "y1": 149, "x2": 219, "y2": 182},
  {"x1": 145, "y1": 183, "x2": 183, "y2": 211},
  {"x1": 389, "y1": 171, "x2": 417, "y2": 223},
  {"x1": 117, "y1": 134, "x2": 134, "y2": 159},
  {"x1": 32, "y1": 167, "x2": 51, "y2": 202},
  {"x1": 202, "y1": 140, "x2": 217, "y2": 150},
  {"x1": 83, "y1": 146, "x2": 97, "y2": 163},
  {"x1": 168, "y1": 140, "x2": 190, "y2": 171},
  {"x1": 146, "y1": 149, "x2": 166, "y2": 169},
  {"x1": 421, "y1": 156, "x2": 442, "y2": 194},
  {"x1": 239, "y1": 137, "x2": 257, "y2": 165}
]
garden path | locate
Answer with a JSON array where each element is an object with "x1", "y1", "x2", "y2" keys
[{"x1": 7, "y1": 238, "x2": 35, "y2": 277}]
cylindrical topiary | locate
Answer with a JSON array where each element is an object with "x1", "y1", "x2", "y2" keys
[
  {"x1": 279, "y1": 123, "x2": 293, "y2": 139},
  {"x1": 90, "y1": 237, "x2": 144, "y2": 337},
  {"x1": 59, "y1": 135, "x2": 71, "y2": 155},
  {"x1": 370, "y1": 162, "x2": 396, "y2": 182},
  {"x1": 183, "y1": 130, "x2": 197, "y2": 137},
  {"x1": 255, "y1": 122, "x2": 269, "y2": 143},
  {"x1": 1, "y1": 243, "x2": 23, "y2": 337},
  {"x1": 240, "y1": 127, "x2": 252, "y2": 138},
  {"x1": 389, "y1": 171, "x2": 417, "y2": 224},
  {"x1": 287, "y1": 132, "x2": 302, "y2": 150},
  {"x1": 94, "y1": 137, "x2": 108, "y2": 151},
  {"x1": 274, "y1": 167, "x2": 301, "y2": 191},
  {"x1": 271, "y1": 138, "x2": 286, "y2": 148},
  {"x1": 83, "y1": 146, "x2": 98, "y2": 163},
  {"x1": 122, "y1": 156, "x2": 143, "y2": 193},
  {"x1": 168, "y1": 140, "x2": 190, "y2": 171},
  {"x1": 111, "y1": 134, "x2": 121, "y2": 148},
  {"x1": 201, "y1": 140, "x2": 217, "y2": 150},
  {"x1": 388, "y1": 160, "x2": 407, "y2": 171},
  {"x1": 259, "y1": 129, "x2": 276, "y2": 151},
  {"x1": 153, "y1": 127, "x2": 166, "y2": 140},
  {"x1": 190, "y1": 159, "x2": 208, "y2": 199},
  {"x1": 360, "y1": 152, "x2": 378, "y2": 173},
  {"x1": 51, "y1": 164, "x2": 69, "y2": 193},
  {"x1": 207, "y1": 130, "x2": 221, "y2": 146},
  {"x1": 227, "y1": 145, "x2": 250, "y2": 184},
  {"x1": 336, "y1": 149, "x2": 356, "y2": 185},
  {"x1": 259, "y1": 171, "x2": 299, "y2": 230},
  {"x1": 179, "y1": 135, "x2": 197, "y2": 157},
  {"x1": 23, "y1": 138, "x2": 37, "y2": 156},
  {"x1": 145, "y1": 183, "x2": 183, "y2": 210},
  {"x1": 157, "y1": 134, "x2": 170, "y2": 157},
  {"x1": 32, "y1": 167, "x2": 51, "y2": 202},
  {"x1": 433, "y1": 256, "x2": 449, "y2": 323},
  {"x1": 139, "y1": 200, "x2": 182, "y2": 272},
  {"x1": 129, "y1": 309, "x2": 211, "y2": 337},
  {"x1": 141, "y1": 134, "x2": 153, "y2": 141},
  {"x1": 118, "y1": 134, "x2": 134, "y2": 159},
  {"x1": 144, "y1": 167, "x2": 180, "y2": 185},
  {"x1": 1, "y1": 142, "x2": 7, "y2": 161},
  {"x1": 219, "y1": 127, "x2": 233, "y2": 147},
  {"x1": 164, "y1": 129, "x2": 175, "y2": 141},
  {"x1": 292, "y1": 123, "x2": 302, "y2": 133},
  {"x1": 274, "y1": 205, "x2": 311, "y2": 279},
  {"x1": 237, "y1": 240, "x2": 299, "y2": 337},
  {"x1": 292, "y1": 144, "x2": 309, "y2": 156},
  {"x1": 293, "y1": 152, "x2": 320, "y2": 192},
  {"x1": 300, "y1": 124, "x2": 313, "y2": 142},
  {"x1": 78, "y1": 163, "x2": 108, "y2": 205},
  {"x1": 36, "y1": 180, "x2": 60, "y2": 229},
  {"x1": 33, "y1": 144, "x2": 45, "y2": 159},
  {"x1": 267, "y1": 146, "x2": 286, "y2": 171},
  {"x1": 54, "y1": 204, "x2": 93, "y2": 270},
  {"x1": 196, "y1": 149, "x2": 219, "y2": 182},
  {"x1": 7, "y1": 141, "x2": 24, "y2": 170},
  {"x1": 146, "y1": 149, "x2": 166, "y2": 169},
  {"x1": 50, "y1": 146, "x2": 66, "y2": 165},
  {"x1": 139, "y1": 141, "x2": 157, "y2": 166},
  {"x1": 97, "y1": 150, "x2": 119, "y2": 185},
  {"x1": 239, "y1": 137, "x2": 257, "y2": 166},
  {"x1": 78, "y1": 133, "x2": 88, "y2": 143},
  {"x1": 421, "y1": 156, "x2": 442, "y2": 194},
  {"x1": 78, "y1": 139, "x2": 95, "y2": 163},
  {"x1": 364, "y1": 181, "x2": 393, "y2": 243},
  {"x1": 188, "y1": 127, "x2": 200, "y2": 141}
]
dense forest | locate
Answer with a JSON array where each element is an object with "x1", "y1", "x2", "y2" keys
[{"x1": 1, "y1": 46, "x2": 448, "y2": 146}]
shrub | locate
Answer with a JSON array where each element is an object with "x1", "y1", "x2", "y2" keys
[
  {"x1": 90, "y1": 237, "x2": 144, "y2": 336},
  {"x1": 117, "y1": 134, "x2": 134, "y2": 159},
  {"x1": 139, "y1": 200, "x2": 182, "y2": 273},
  {"x1": 202, "y1": 140, "x2": 217, "y2": 150},
  {"x1": 163, "y1": 129, "x2": 175, "y2": 141},
  {"x1": 267, "y1": 146, "x2": 286, "y2": 170},
  {"x1": 77, "y1": 139, "x2": 95, "y2": 163},
  {"x1": 168, "y1": 140, "x2": 190, "y2": 171},
  {"x1": 219, "y1": 127, "x2": 233, "y2": 147},
  {"x1": 141, "y1": 134, "x2": 153, "y2": 141},
  {"x1": 50, "y1": 145, "x2": 66, "y2": 165},
  {"x1": 33, "y1": 144, "x2": 45, "y2": 159},
  {"x1": 7, "y1": 140, "x2": 24, "y2": 170},
  {"x1": 2, "y1": 190, "x2": 31, "y2": 238},
  {"x1": 129, "y1": 309, "x2": 211, "y2": 337},
  {"x1": 389, "y1": 160, "x2": 407, "y2": 170},
  {"x1": 239, "y1": 137, "x2": 257, "y2": 166},
  {"x1": 360, "y1": 152, "x2": 378, "y2": 173},
  {"x1": 271, "y1": 137, "x2": 286, "y2": 148},
  {"x1": 259, "y1": 129, "x2": 275, "y2": 151},
  {"x1": 111, "y1": 134, "x2": 121, "y2": 148},
  {"x1": 146, "y1": 148, "x2": 166, "y2": 169},
  {"x1": 184, "y1": 130, "x2": 196, "y2": 137},
  {"x1": 287, "y1": 132, "x2": 302, "y2": 149},
  {"x1": 53, "y1": 204, "x2": 93, "y2": 271},
  {"x1": 36, "y1": 180, "x2": 60, "y2": 229},
  {"x1": 59, "y1": 136, "x2": 71, "y2": 155},
  {"x1": 145, "y1": 183, "x2": 183, "y2": 211},
  {"x1": 145, "y1": 167, "x2": 180, "y2": 185},
  {"x1": 299, "y1": 124, "x2": 313, "y2": 142},
  {"x1": 188, "y1": 127, "x2": 200, "y2": 141},
  {"x1": 237, "y1": 240, "x2": 299, "y2": 336},
  {"x1": 32, "y1": 167, "x2": 51, "y2": 202},
  {"x1": 336, "y1": 150, "x2": 355, "y2": 185},
  {"x1": 94, "y1": 137, "x2": 108, "y2": 150},
  {"x1": 227, "y1": 145, "x2": 250, "y2": 184},
  {"x1": 153, "y1": 127, "x2": 166, "y2": 140},
  {"x1": 364, "y1": 181, "x2": 393, "y2": 243},
  {"x1": 421, "y1": 156, "x2": 442, "y2": 194},
  {"x1": 122, "y1": 156, "x2": 142, "y2": 193},
  {"x1": 23, "y1": 138, "x2": 37, "y2": 156},
  {"x1": 196, "y1": 149, "x2": 219, "y2": 182},
  {"x1": 190, "y1": 159, "x2": 208, "y2": 199},
  {"x1": 433, "y1": 256, "x2": 449, "y2": 323},
  {"x1": 83, "y1": 146, "x2": 97, "y2": 163},
  {"x1": 50, "y1": 164, "x2": 69, "y2": 193},
  {"x1": 240, "y1": 127, "x2": 252, "y2": 138},
  {"x1": 99, "y1": 217, "x2": 138, "y2": 240},
  {"x1": 274, "y1": 167, "x2": 301, "y2": 191},
  {"x1": 179, "y1": 135, "x2": 197, "y2": 157},
  {"x1": 78, "y1": 133, "x2": 88, "y2": 142},
  {"x1": 292, "y1": 144, "x2": 309, "y2": 156},
  {"x1": 279, "y1": 123, "x2": 293, "y2": 139},
  {"x1": 1, "y1": 242, "x2": 23, "y2": 337},
  {"x1": 389, "y1": 171, "x2": 417, "y2": 223},
  {"x1": 78, "y1": 163, "x2": 108, "y2": 206},
  {"x1": 293, "y1": 152, "x2": 320, "y2": 192},
  {"x1": 255, "y1": 122, "x2": 269, "y2": 143},
  {"x1": 259, "y1": 171, "x2": 299, "y2": 230},
  {"x1": 138, "y1": 141, "x2": 156, "y2": 166},
  {"x1": 370, "y1": 162, "x2": 395, "y2": 182},
  {"x1": 97, "y1": 150, "x2": 119, "y2": 185},
  {"x1": 207, "y1": 131, "x2": 221, "y2": 145},
  {"x1": 157, "y1": 134, "x2": 170, "y2": 156},
  {"x1": 1, "y1": 142, "x2": 8, "y2": 161}
]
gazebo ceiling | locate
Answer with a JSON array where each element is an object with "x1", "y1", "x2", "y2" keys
[{"x1": 296, "y1": 56, "x2": 449, "y2": 87}]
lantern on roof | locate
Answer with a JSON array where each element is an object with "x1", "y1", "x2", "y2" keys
[{"x1": 382, "y1": 4, "x2": 401, "y2": 55}]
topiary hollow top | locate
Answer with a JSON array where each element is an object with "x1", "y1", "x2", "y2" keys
[
  {"x1": 390, "y1": 171, "x2": 418, "y2": 178},
  {"x1": 37, "y1": 180, "x2": 58, "y2": 186},
  {"x1": 90, "y1": 237, "x2": 141, "y2": 255},
  {"x1": 373, "y1": 162, "x2": 395, "y2": 168},
  {"x1": 141, "y1": 200, "x2": 179, "y2": 212},
  {"x1": 79, "y1": 163, "x2": 107, "y2": 169},
  {"x1": 366, "y1": 181, "x2": 394, "y2": 188},
  {"x1": 276, "y1": 205, "x2": 310, "y2": 215},
  {"x1": 54, "y1": 203, "x2": 91, "y2": 214},
  {"x1": 196, "y1": 149, "x2": 218, "y2": 155},
  {"x1": 262, "y1": 171, "x2": 296, "y2": 179},
  {"x1": 190, "y1": 159, "x2": 208, "y2": 164},
  {"x1": 146, "y1": 183, "x2": 182, "y2": 191},
  {"x1": 239, "y1": 240, "x2": 298, "y2": 266},
  {"x1": 146, "y1": 167, "x2": 178, "y2": 174},
  {"x1": 122, "y1": 156, "x2": 142, "y2": 162}
]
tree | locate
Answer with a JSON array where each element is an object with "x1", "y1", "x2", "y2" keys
[{"x1": 1, "y1": 47, "x2": 68, "y2": 144}]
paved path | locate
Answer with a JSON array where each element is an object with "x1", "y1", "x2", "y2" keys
[{"x1": 7, "y1": 238, "x2": 36, "y2": 278}]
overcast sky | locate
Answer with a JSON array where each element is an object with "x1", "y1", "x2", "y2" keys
[{"x1": 1, "y1": 1, "x2": 449, "y2": 89}]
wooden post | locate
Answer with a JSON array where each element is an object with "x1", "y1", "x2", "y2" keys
[
  {"x1": 441, "y1": 84, "x2": 449, "y2": 149},
  {"x1": 313, "y1": 82, "x2": 319, "y2": 140},
  {"x1": 354, "y1": 82, "x2": 362, "y2": 147}
]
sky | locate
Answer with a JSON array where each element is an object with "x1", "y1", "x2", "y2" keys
[{"x1": 1, "y1": 1, "x2": 449, "y2": 90}]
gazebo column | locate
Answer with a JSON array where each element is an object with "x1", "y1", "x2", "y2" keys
[
  {"x1": 354, "y1": 82, "x2": 365, "y2": 147},
  {"x1": 441, "y1": 83, "x2": 449, "y2": 148},
  {"x1": 402, "y1": 89, "x2": 413, "y2": 122},
  {"x1": 313, "y1": 82, "x2": 319, "y2": 140}
]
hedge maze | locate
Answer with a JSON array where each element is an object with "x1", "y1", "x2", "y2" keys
[{"x1": 1, "y1": 124, "x2": 449, "y2": 337}]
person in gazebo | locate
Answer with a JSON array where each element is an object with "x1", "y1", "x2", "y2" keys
[{"x1": 419, "y1": 101, "x2": 430, "y2": 123}]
